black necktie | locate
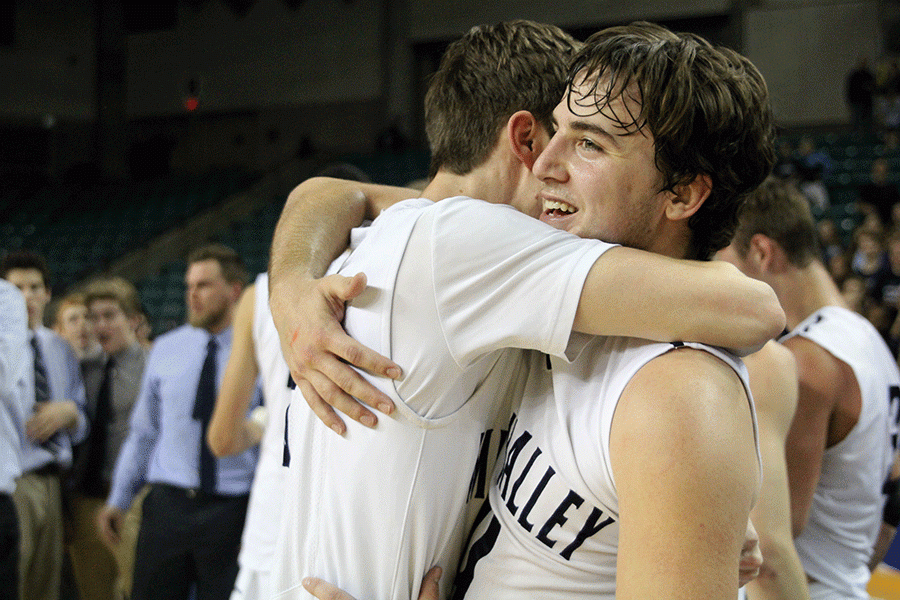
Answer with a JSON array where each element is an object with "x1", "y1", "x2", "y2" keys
[
  {"x1": 193, "y1": 337, "x2": 218, "y2": 493},
  {"x1": 31, "y1": 335, "x2": 60, "y2": 456},
  {"x1": 84, "y1": 356, "x2": 114, "y2": 496}
]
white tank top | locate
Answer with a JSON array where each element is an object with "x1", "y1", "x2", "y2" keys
[{"x1": 782, "y1": 306, "x2": 899, "y2": 599}]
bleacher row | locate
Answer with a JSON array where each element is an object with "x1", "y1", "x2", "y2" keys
[
  {"x1": 777, "y1": 130, "x2": 900, "y2": 243},
  {"x1": 1, "y1": 150, "x2": 430, "y2": 337},
  {"x1": 0, "y1": 138, "x2": 895, "y2": 338}
]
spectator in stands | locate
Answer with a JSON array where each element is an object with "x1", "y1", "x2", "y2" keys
[
  {"x1": 134, "y1": 308, "x2": 153, "y2": 351},
  {"x1": 53, "y1": 293, "x2": 101, "y2": 361},
  {"x1": 794, "y1": 135, "x2": 833, "y2": 212},
  {"x1": 98, "y1": 244, "x2": 259, "y2": 600},
  {"x1": 850, "y1": 226, "x2": 888, "y2": 295},
  {"x1": 877, "y1": 60, "x2": 900, "y2": 130},
  {"x1": 1, "y1": 251, "x2": 88, "y2": 600},
  {"x1": 846, "y1": 57, "x2": 876, "y2": 131},
  {"x1": 773, "y1": 139, "x2": 799, "y2": 180},
  {"x1": 872, "y1": 230, "x2": 900, "y2": 354},
  {"x1": 67, "y1": 278, "x2": 148, "y2": 600},
  {"x1": 841, "y1": 274, "x2": 869, "y2": 315},
  {"x1": 858, "y1": 158, "x2": 900, "y2": 229},
  {"x1": 827, "y1": 249, "x2": 852, "y2": 289},
  {"x1": 817, "y1": 217, "x2": 846, "y2": 267}
]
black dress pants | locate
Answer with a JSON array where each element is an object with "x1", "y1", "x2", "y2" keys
[
  {"x1": 0, "y1": 493, "x2": 19, "y2": 600},
  {"x1": 131, "y1": 484, "x2": 248, "y2": 600}
]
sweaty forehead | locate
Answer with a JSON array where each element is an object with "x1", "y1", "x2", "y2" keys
[{"x1": 565, "y1": 75, "x2": 644, "y2": 135}]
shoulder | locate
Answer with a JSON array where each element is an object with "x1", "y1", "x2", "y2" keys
[
  {"x1": 626, "y1": 346, "x2": 746, "y2": 399},
  {"x1": 38, "y1": 327, "x2": 77, "y2": 359},
  {"x1": 615, "y1": 347, "x2": 752, "y2": 455},
  {"x1": 611, "y1": 347, "x2": 759, "y2": 500},
  {"x1": 437, "y1": 196, "x2": 533, "y2": 223},
  {"x1": 781, "y1": 334, "x2": 846, "y2": 398},
  {"x1": 149, "y1": 325, "x2": 200, "y2": 353},
  {"x1": 123, "y1": 343, "x2": 148, "y2": 367},
  {"x1": 744, "y1": 341, "x2": 798, "y2": 424}
]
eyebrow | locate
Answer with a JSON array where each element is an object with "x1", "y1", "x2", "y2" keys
[{"x1": 570, "y1": 120, "x2": 623, "y2": 151}]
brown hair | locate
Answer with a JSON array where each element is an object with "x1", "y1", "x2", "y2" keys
[
  {"x1": 2, "y1": 250, "x2": 51, "y2": 287},
  {"x1": 187, "y1": 243, "x2": 247, "y2": 285},
  {"x1": 567, "y1": 21, "x2": 776, "y2": 260},
  {"x1": 731, "y1": 177, "x2": 821, "y2": 268},
  {"x1": 53, "y1": 292, "x2": 87, "y2": 328},
  {"x1": 424, "y1": 20, "x2": 580, "y2": 178},
  {"x1": 84, "y1": 277, "x2": 143, "y2": 318}
]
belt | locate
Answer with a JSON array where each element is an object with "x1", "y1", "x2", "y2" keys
[
  {"x1": 30, "y1": 463, "x2": 62, "y2": 477},
  {"x1": 154, "y1": 482, "x2": 247, "y2": 502}
]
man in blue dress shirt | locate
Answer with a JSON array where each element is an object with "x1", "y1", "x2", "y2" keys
[
  {"x1": 98, "y1": 244, "x2": 260, "y2": 600},
  {"x1": 2, "y1": 251, "x2": 89, "y2": 600},
  {"x1": 0, "y1": 279, "x2": 31, "y2": 600}
]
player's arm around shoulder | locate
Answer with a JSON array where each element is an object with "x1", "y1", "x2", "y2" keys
[{"x1": 611, "y1": 347, "x2": 760, "y2": 600}]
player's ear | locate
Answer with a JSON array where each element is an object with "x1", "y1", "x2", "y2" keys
[
  {"x1": 749, "y1": 233, "x2": 786, "y2": 273},
  {"x1": 665, "y1": 173, "x2": 712, "y2": 221},
  {"x1": 508, "y1": 110, "x2": 543, "y2": 169}
]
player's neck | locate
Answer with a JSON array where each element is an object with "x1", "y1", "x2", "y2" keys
[
  {"x1": 776, "y1": 261, "x2": 848, "y2": 330},
  {"x1": 423, "y1": 160, "x2": 517, "y2": 207}
]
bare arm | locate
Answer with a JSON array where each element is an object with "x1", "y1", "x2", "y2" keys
[
  {"x1": 268, "y1": 177, "x2": 418, "y2": 431},
  {"x1": 612, "y1": 349, "x2": 760, "y2": 599},
  {"x1": 742, "y1": 342, "x2": 810, "y2": 600},
  {"x1": 207, "y1": 285, "x2": 262, "y2": 457},
  {"x1": 575, "y1": 249, "x2": 784, "y2": 351},
  {"x1": 781, "y1": 336, "x2": 841, "y2": 536}
]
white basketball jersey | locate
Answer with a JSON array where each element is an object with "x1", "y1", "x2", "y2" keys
[
  {"x1": 268, "y1": 197, "x2": 614, "y2": 600},
  {"x1": 782, "y1": 306, "x2": 898, "y2": 599},
  {"x1": 232, "y1": 273, "x2": 292, "y2": 580},
  {"x1": 456, "y1": 337, "x2": 757, "y2": 600}
]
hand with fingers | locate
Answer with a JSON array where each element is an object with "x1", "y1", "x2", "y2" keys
[
  {"x1": 270, "y1": 271, "x2": 402, "y2": 434},
  {"x1": 301, "y1": 566, "x2": 442, "y2": 600},
  {"x1": 26, "y1": 400, "x2": 78, "y2": 442}
]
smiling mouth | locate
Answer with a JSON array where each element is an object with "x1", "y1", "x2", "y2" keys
[{"x1": 542, "y1": 198, "x2": 577, "y2": 217}]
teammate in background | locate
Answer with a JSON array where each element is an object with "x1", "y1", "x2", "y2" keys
[
  {"x1": 206, "y1": 273, "x2": 287, "y2": 600},
  {"x1": 719, "y1": 177, "x2": 900, "y2": 600},
  {"x1": 269, "y1": 21, "x2": 780, "y2": 600},
  {"x1": 739, "y1": 342, "x2": 811, "y2": 600}
]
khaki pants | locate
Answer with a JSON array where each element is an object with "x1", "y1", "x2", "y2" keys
[
  {"x1": 12, "y1": 470, "x2": 63, "y2": 600},
  {"x1": 114, "y1": 486, "x2": 146, "y2": 600},
  {"x1": 66, "y1": 495, "x2": 116, "y2": 600},
  {"x1": 66, "y1": 486, "x2": 146, "y2": 600}
]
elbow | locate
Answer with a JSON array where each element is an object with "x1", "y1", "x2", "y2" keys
[
  {"x1": 758, "y1": 284, "x2": 786, "y2": 341},
  {"x1": 206, "y1": 428, "x2": 235, "y2": 458}
]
